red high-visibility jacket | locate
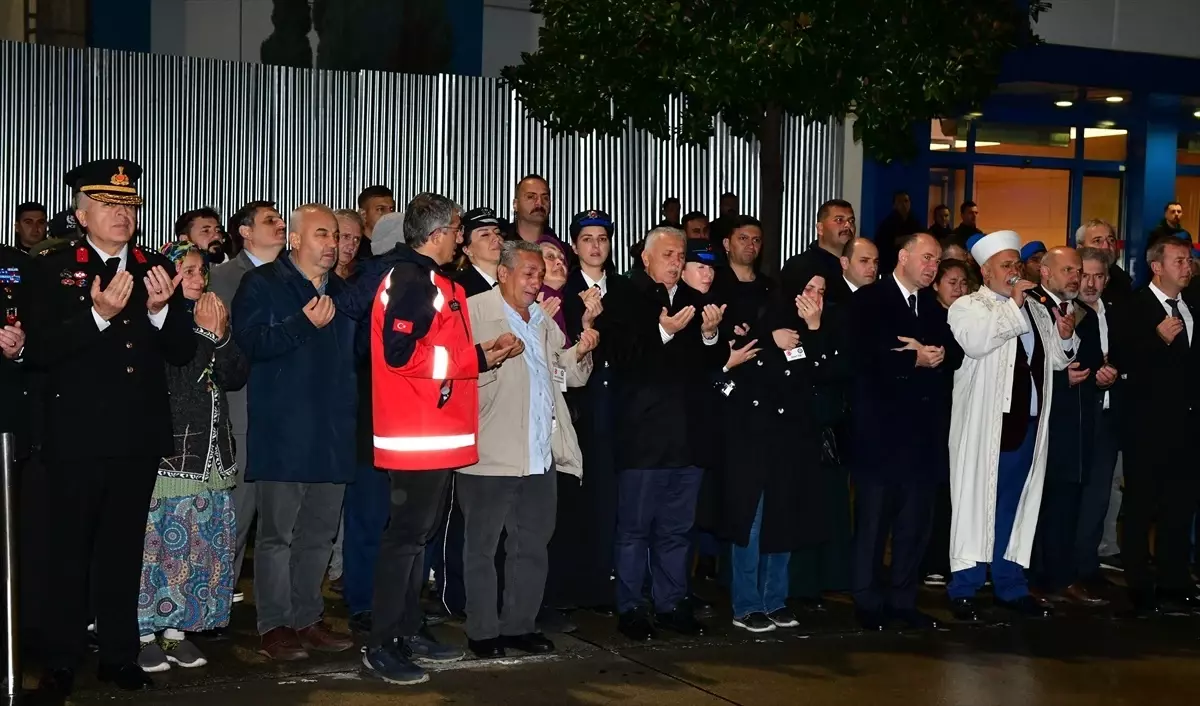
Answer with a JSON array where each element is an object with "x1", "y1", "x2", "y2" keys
[{"x1": 370, "y1": 251, "x2": 484, "y2": 471}]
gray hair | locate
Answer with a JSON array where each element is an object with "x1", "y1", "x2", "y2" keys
[
  {"x1": 334, "y1": 208, "x2": 364, "y2": 231},
  {"x1": 499, "y1": 239, "x2": 543, "y2": 269},
  {"x1": 643, "y1": 226, "x2": 685, "y2": 254},
  {"x1": 1074, "y1": 218, "x2": 1116, "y2": 244},
  {"x1": 1077, "y1": 246, "x2": 1113, "y2": 269},
  {"x1": 403, "y1": 192, "x2": 459, "y2": 249}
]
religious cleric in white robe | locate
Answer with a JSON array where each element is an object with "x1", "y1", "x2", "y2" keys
[{"x1": 944, "y1": 230, "x2": 1079, "y2": 621}]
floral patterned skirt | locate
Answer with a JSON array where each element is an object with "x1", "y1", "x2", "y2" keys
[{"x1": 138, "y1": 490, "x2": 236, "y2": 635}]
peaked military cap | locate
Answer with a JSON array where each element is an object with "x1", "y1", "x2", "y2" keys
[{"x1": 64, "y1": 159, "x2": 144, "y2": 206}]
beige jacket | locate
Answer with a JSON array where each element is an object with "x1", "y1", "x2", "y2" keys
[{"x1": 461, "y1": 288, "x2": 593, "y2": 478}]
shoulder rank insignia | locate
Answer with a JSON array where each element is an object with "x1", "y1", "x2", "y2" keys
[
  {"x1": 76, "y1": 245, "x2": 89, "y2": 263},
  {"x1": 133, "y1": 247, "x2": 147, "y2": 264}
]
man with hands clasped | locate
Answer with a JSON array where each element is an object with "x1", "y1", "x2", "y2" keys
[
  {"x1": 232, "y1": 204, "x2": 358, "y2": 661},
  {"x1": 848, "y1": 234, "x2": 963, "y2": 632},
  {"x1": 25, "y1": 160, "x2": 196, "y2": 700},
  {"x1": 1024, "y1": 247, "x2": 1108, "y2": 607}
]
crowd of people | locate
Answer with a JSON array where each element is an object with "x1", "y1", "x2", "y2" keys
[{"x1": 3, "y1": 158, "x2": 1199, "y2": 704}]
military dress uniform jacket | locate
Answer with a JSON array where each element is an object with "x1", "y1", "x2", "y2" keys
[
  {"x1": 0, "y1": 246, "x2": 31, "y2": 455},
  {"x1": 24, "y1": 240, "x2": 196, "y2": 461}
]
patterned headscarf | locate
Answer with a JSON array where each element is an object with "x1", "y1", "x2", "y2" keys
[{"x1": 161, "y1": 240, "x2": 209, "y2": 288}]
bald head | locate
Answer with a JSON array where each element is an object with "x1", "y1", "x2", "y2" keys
[
  {"x1": 841, "y1": 237, "x2": 878, "y2": 287},
  {"x1": 1039, "y1": 246, "x2": 1082, "y2": 301}
]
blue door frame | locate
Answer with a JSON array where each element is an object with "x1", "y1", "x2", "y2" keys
[{"x1": 862, "y1": 42, "x2": 1200, "y2": 282}]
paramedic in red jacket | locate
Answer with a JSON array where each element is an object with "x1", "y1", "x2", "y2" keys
[{"x1": 363, "y1": 192, "x2": 523, "y2": 686}]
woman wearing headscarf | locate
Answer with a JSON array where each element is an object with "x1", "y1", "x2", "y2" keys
[
  {"x1": 537, "y1": 234, "x2": 570, "y2": 338},
  {"x1": 136, "y1": 241, "x2": 248, "y2": 673},
  {"x1": 706, "y1": 258, "x2": 842, "y2": 631}
]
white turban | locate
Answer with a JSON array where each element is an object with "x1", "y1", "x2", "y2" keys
[{"x1": 969, "y1": 230, "x2": 1022, "y2": 266}]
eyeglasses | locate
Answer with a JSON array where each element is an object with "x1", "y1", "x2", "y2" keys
[{"x1": 434, "y1": 224, "x2": 465, "y2": 236}]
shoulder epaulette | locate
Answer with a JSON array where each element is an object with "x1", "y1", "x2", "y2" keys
[{"x1": 34, "y1": 237, "x2": 81, "y2": 257}]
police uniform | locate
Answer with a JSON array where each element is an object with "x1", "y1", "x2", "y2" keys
[{"x1": 25, "y1": 160, "x2": 195, "y2": 695}]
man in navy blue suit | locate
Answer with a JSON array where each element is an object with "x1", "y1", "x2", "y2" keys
[{"x1": 847, "y1": 233, "x2": 963, "y2": 631}]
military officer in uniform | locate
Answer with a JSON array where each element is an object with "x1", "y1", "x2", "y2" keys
[{"x1": 24, "y1": 159, "x2": 196, "y2": 701}]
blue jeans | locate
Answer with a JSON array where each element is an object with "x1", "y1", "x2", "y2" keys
[
  {"x1": 342, "y1": 462, "x2": 392, "y2": 615},
  {"x1": 948, "y1": 419, "x2": 1036, "y2": 602},
  {"x1": 730, "y1": 495, "x2": 791, "y2": 618}
]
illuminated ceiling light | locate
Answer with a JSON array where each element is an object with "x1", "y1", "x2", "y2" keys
[
  {"x1": 1194, "y1": 110, "x2": 1200, "y2": 118},
  {"x1": 965, "y1": 112, "x2": 983, "y2": 119},
  {"x1": 1098, "y1": 120, "x2": 1117, "y2": 128},
  {"x1": 1105, "y1": 96, "x2": 1125, "y2": 103},
  {"x1": 929, "y1": 140, "x2": 1001, "y2": 151},
  {"x1": 1055, "y1": 100, "x2": 1073, "y2": 107}
]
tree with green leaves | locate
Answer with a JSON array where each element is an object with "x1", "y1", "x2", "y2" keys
[{"x1": 503, "y1": 0, "x2": 1051, "y2": 270}]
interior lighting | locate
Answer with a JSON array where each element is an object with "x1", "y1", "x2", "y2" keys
[
  {"x1": 1055, "y1": 100, "x2": 1073, "y2": 108},
  {"x1": 1105, "y1": 96, "x2": 1125, "y2": 103}
]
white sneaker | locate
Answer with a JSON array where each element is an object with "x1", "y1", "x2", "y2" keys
[{"x1": 137, "y1": 641, "x2": 171, "y2": 673}]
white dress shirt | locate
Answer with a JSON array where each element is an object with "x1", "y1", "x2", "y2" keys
[
  {"x1": 1094, "y1": 298, "x2": 1111, "y2": 410},
  {"x1": 88, "y1": 238, "x2": 169, "y2": 332},
  {"x1": 475, "y1": 264, "x2": 497, "y2": 289},
  {"x1": 893, "y1": 274, "x2": 918, "y2": 315},
  {"x1": 844, "y1": 276, "x2": 858, "y2": 294},
  {"x1": 582, "y1": 271, "x2": 607, "y2": 297},
  {"x1": 1148, "y1": 282, "x2": 1193, "y2": 345}
]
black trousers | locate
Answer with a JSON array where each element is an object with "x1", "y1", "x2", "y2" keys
[
  {"x1": 368, "y1": 470, "x2": 452, "y2": 647},
  {"x1": 1122, "y1": 448, "x2": 1197, "y2": 595},
  {"x1": 1032, "y1": 479, "x2": 1083, "y2": 593},
  {"x1": 39, "y1": 456, "x2": 159, "y2": 669},
  {"x1": 850, "y1": 479, "x2": 935, "y2": 613},
  {"x1": 1075, "y1": 407, "x2": 1119, "y2": 580},
  {"x1": 920, "y1": 481, "x2": 952, "y2": 577},
  {"x1": 545, "y1": 467, "x2": 619, "y2": 609}
]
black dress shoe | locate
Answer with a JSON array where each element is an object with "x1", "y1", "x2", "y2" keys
[
  {"x1": 617, "y1": 610, "x2": 657, "y2": 641},
  {"x1": 855, "y1": 609, "x2": 886, "y2": 631},
  {"x1": 891, "y1": 609, "x2": 939, "y2": 630},
  {"x1": 1157, "y1": 591, "x2": 1200, "y2": 616},
  {"x1": 467, "y1": 637, "x2": 506, "y2": 659},
  {"x1": 97, "y1": 662, "x2": 154, "y2": 691},
  {"x1": 685, "y1": 594, "x2": 716, "y2": 619},
  {"x1": 32, "y1": 668, "x2": 75, "y2": 705},
  {"x1": 655, "y1": 606, "x2": 707, "y2": 636},
  {"x1": 503, "y1": 632, "x2": 556, "y2": 654},
  {"x1": 950, "y1": 597, "x2": 984, "y2": 622},
  {"x1": 995, "y1": 595, "x2": 1054, "y2": 619}
]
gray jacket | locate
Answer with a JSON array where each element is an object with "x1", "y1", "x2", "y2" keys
[{"x1": 209, "y1": 251, "x2": 259, "y2": 436}]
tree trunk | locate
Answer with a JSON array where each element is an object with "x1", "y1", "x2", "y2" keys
[{"x1": 759, "y1": 104, "x2": 785, "y2": 277}]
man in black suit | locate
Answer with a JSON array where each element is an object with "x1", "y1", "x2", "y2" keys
[
  {"x1": 1117, "y1": 236, "x2": 1200, "y2": 615},
  {"x1": 1075, "y1": 219, "x2": 1131, "y2": 302},
  {"x1": 847, "y1": 233, "x2": 963, "y2": 630},
  {"x1": 1026, "y1": 247, "x2": 1108, "y2": 606},
  {"x1": 1073, "y1": 247, "x2": 1124, "y2": 586},
  {"x1": 454, "y1": 207, "x2": 503, "y2": 297},
  {"x1": 25, "y1": 160, "x2": 195, "y2": 700},
  {"x1": 0, "y1": 245, "x2": 29, "y2": 452}
]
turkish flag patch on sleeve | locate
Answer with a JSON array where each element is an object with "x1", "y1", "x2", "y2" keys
[{"x1": 392, "y1": 319, "x2": 414, "y2": 333}]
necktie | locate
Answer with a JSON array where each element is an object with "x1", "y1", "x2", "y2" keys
[
  {"x1": 907, "y1": 294, "x2": 916, "y2": 314},
  {"x1": 102, "y1": 257, "x2": 121, "y2": 288},
  {"x1": 492, "y1": 281, "x2": 499, "y2": 289},
  {"x1": 1058, "y1": 301, "x2": 1069, "y2": 317},
  {"x1": 1167, "y1": 299, "x2": 1189, "y2": 348}
]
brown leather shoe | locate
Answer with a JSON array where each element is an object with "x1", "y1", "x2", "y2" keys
[
  {"x1": 258, "y1": 627, "x2": 310, "y2": 661},
  {"x1": 1063, "y1": 583, "x2": 1110, "y2": 607},
  {"x1": 297, "y1": 620, "x2": 355, "y2": 653}
]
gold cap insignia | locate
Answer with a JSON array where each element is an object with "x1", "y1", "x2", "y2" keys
[{"x1": 110, "y1": 165, "x2": 130, "y2": 187}]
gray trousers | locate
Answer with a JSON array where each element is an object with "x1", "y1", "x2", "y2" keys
[
  {"x1": 457, "y1": 472, "x2": 557, "y2": 640},
  {"x1": 253, "y1": 480, "x2": 346, "y2": 634},
  {"x1": 1100, "y1": 452, "x2": 1124, "y2": 557},
  {"x1": 231, "y1": 432, "x2": 257, "y2": 590}
]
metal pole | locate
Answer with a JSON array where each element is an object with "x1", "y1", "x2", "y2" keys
[{"x1": 0, "y1": 432, "x2": 18, "y2": 704}]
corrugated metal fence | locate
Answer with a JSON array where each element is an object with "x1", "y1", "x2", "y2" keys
[{"x1": 0, "y1": 41, "x2": 843, "y2": 268}]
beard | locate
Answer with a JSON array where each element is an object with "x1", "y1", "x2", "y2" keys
[{"x1": 205, "y1": 246, "x2": 226, "y2": 265}]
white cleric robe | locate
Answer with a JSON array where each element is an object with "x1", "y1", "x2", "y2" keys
[{"x1": 945, "y1": 287, "x2": 1078, "y2": 573}]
